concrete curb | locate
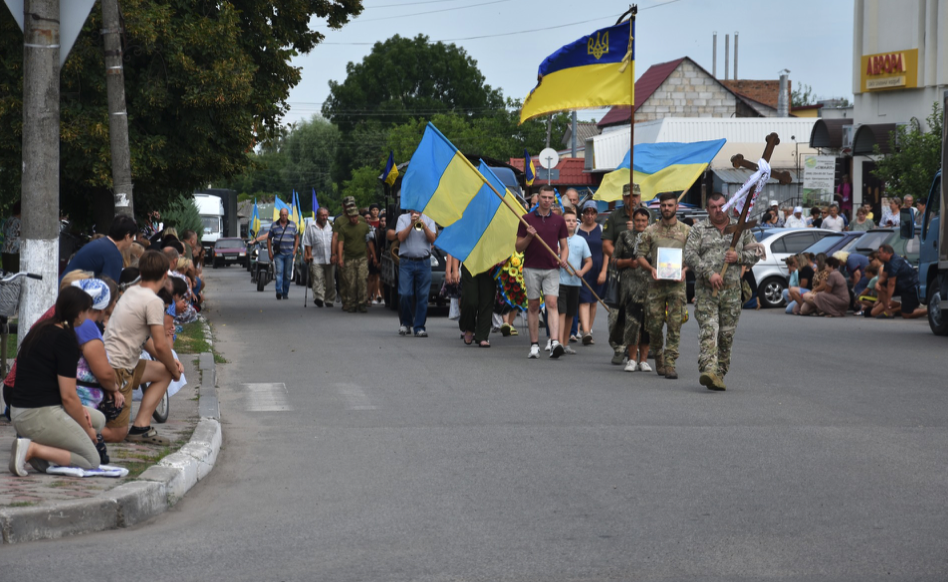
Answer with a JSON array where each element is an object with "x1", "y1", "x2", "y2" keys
[{"x1": 0, "y1": 351, "x2": 221, "y2": 545}]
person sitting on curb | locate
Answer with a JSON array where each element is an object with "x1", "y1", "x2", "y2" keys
[
  {"x1": 8, "y1": 287, "x2": 108, "y2": 476},
  {"x1": 102, "y1": 250, "x2": 182, "y2": 445}
]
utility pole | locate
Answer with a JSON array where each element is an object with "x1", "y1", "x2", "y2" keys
[
  {"x1": 19, "y1": 0, "x2": 61, "y2": 341},
  {"x1": 101, "y1": 0, "x2": 134, "y2": 217}
]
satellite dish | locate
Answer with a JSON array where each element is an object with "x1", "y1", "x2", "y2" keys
[{"x1": 538, "y1": 148, "x2": 560, "y2": 169}]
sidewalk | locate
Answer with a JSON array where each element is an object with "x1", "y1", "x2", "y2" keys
[{"x1": 0, "y1": 351, "x2": 221, "y2": 544}]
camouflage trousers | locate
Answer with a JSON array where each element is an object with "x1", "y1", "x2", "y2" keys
[
  {"x1": 339, "y1": 256, "x2": 368, "y2": 310},
  {"x1": 693, "y1": 283, "x2": 742, "y2": 378},
  {"x1": 645, "y1": 281, "x2": 687, "y2": 368}
]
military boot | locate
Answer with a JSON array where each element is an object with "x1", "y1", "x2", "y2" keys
[
  {"x1": 699, "y1": 371, "x2": 725, "y2": 391},
  {"x1": 664, "y1": 366, "x2": 678, "y2": 380},
  {"x1": 611, "y1": 350, "x2": 626, "y2": 365},
  {"x1": 655, "y1": 354, "x2": 665, "y2": 376}
]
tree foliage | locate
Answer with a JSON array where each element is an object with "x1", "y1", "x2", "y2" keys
[
  {"x1": 161, "y1": 195, "x2": 204, "y2": 243},
  {"x1": 0, "y1": 0, "x2": 362, "y2": 228},
  {"x1": 791, "y1": 83, "x2": 815, "y2": 108},
  {"x1": 872, "y1": 102, "x2": 943, "y2": 201},
  {"x1": 322, "y1": 34, "x2": 505, "y2": 184},
  {"x1": 225, "y1": 116, "x2": 340, "y2": 206}
]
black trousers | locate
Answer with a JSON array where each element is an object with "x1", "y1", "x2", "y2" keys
[{"x1": 459, "y1": 265, "x2": 495, "y2": 343}]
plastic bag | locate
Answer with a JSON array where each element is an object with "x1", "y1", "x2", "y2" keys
[{"x1": 449, "y1": 297, "x2": 461, "y2": 320}]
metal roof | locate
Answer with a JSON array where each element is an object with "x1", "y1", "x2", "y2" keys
[
  {"x1": 852, "y1": 123, "x2": 896, "y2": 156},
  {"x1": 809, "y1": 118, "x2": 853, "y2": 148},
  {"x1": 586, "y1": 117, "x2": 819, "y2": 171}
]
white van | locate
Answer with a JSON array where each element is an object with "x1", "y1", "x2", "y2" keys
[{"x1": 193, "y1": 193, "x2": 224, "y2": 248}]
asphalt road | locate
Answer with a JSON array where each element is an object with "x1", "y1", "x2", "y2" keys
[{"x1": 3, "y1": 265, "x2": 947, "y2": 581}]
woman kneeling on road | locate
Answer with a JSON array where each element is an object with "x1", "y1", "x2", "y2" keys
[{"x1": 8, "y1": 287, "x2": 106, "y2": 476}]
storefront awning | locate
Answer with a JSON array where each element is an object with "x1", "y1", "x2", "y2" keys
[
  {"x1": 852, "y1": 123, "x2": 897, "y2": 156},
  {"x1": 808, "y1": 118, "x2": 853, "y2": 149}
]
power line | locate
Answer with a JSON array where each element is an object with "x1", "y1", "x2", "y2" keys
[
  {"x1": 366, "y1": 0, "x2": 478, "y2": 8},
  {"x1": 344, "y1": 0, "x2": 510, "y2": 24}
]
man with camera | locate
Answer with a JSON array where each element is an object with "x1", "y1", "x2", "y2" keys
[{"x1": 395, "y1": 209, "x2": 436, "y2": 337}]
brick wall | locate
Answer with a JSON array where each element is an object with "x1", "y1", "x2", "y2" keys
[{"x1": 636, "y1": 60, "x2": 738, "y2": 121}]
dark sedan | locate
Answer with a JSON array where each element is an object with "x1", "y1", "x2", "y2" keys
[{"x1": 211, "y1": 237, "x2": 248, "y2": 268}]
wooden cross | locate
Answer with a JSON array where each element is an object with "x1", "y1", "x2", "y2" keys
[{"x1": 714, "y1": 132, "x2": 781, "y2": 295}]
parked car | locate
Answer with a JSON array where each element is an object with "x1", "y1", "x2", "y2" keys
[
  {"x1": 802, "y1": 230, "x2": 866, "y2": 258},
  {"x1": 842, "y1": 228, "x2": 920, "y2": 266},
  {"x1": 751, "y1": 228, "x2": 841, "y2": 308},
  {"x1": 210, "y1": 237, "x2": 248, "y2": 268}
]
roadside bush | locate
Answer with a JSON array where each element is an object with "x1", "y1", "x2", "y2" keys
[{"x1": 161, "y1": 195, "x2": 204, "y2": 243}]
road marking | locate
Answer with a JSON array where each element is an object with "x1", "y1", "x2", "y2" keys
[
  {"x1": 240, "y1": 383, "x2": 292, "y2": 412},
  {"x1": 335, "y1": 382, "x2": 377, "y2": 410}
]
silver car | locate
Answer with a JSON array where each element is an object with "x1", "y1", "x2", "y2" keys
[{"x1": 751, "y1": 228, "x2": 841, "y2": 308}]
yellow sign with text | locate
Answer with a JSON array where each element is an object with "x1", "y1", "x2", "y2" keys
[{"x1": 860, "y1": 48, "x2": 918, "y2": 92}]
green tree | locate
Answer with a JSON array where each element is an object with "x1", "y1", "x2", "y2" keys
[
  {"x1": 386, "y1": 104, "x2": 570, "y2": 167},
  {"x1": 341, "y1": 166, "x2": 383, "y2": 210},
  {"x1": 791, "y1": 83, "x2": 815, "y2": 108},
  {"x1": 871, "y1": 102, "x2": 943, "y2": 200},
  {"x1": 0, "y1": 0, "x2": 362, "y2": 229},
  {"x1": 322, "y1": 34, "x2": 506, "y2": 184}
]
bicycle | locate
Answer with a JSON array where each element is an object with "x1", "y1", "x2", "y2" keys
[{"x1": 0, "y1": 270, "x2": 44, "y2": 377}]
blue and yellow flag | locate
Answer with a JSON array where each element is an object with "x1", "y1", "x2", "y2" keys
[
  {"x1": 249, "y1": 200, "x2": 260, "y2": 238},
  {"x1": 383, "y1": 152, "x2": 399, "y2": 187},
  {"x1": 520, "y1": 19, "x2": 634, "y2": 124},
  {"x1": 292, "y1": 191, "x2": 302, "y2": 226},
  {"x1": 435, "y1": 162, "x2": 525, "y2": 275},
  {"x1": 400, "y1": 122, "x2": 486, "y2": 227},
  {"x1": 594, "y1": 140, "x2": 727, "y2": 202},
  {"x1": 524, "y1": 150, "x2": 537, "y2": 186},
  {"x1": 311, "y1": 189, "x2": 319, "y2": 218},
  {"x1": 273, "y1": 195, "x2": 291, "y2": 221}
]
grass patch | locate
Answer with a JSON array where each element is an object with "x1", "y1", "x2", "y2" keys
[
  {"x1": 175, "y1": 321, "x2": 211, "y2": 354},
  {"x1": 7, "y1": 501, "x2": 36, "y2": 507},
  {"x1": 213, "y1": 353, "x2": 227, "y2": 364}
]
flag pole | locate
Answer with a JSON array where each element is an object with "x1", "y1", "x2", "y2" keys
[
  {"x1": 626, "y1": 7, "x2": 636, "y2": 206},
  {"x1": 456, "y1": 155, "x2": 611, "y2": 313}
]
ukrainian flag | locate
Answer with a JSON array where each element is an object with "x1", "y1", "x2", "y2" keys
[
  {"x1": 273, "y1": 195, "x2": 291, "y2": 221},
  {"x1": 292, "y1": 191, "x2": 302, "y2": 226},
  {"x1": 311, "y1": 189, "x2": 319, "y2": 218},
  {"x1": 524, "y1": 150, "x2": 537, "y2": 186},
  {"x1": 435, "y1": 162, "x2": 525, "y2": 275},
  {"x1": 383, "y1": 152, "x2": 399, "y2": 186},
  {"x1": 520, "y1": 19, "x2": 634, "y2": 124},
  {"x1": 594, "y1": 140, "x2": 727, "y2": 203},
  {"x1": 249, "y1": 200, "x2": 260, "y2": 238},
  {"x1": 400, "y1": 122, "x2": 486, "y2": 227}
]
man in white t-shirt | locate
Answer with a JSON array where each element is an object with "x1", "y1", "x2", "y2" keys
[
  {"x1": 303, "y1": 208, "x2": 335, "y2": 308},
  {"x1": 102, "y1": 250, "x2": 182, "y2": 445},
  {"x1": 821, "y1": 204, "x2": 846, "y2": 232}
]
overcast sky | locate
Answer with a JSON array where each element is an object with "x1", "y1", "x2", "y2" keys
[{"x1": 283, "y1": 0, "x2": 855, "y2": 126}]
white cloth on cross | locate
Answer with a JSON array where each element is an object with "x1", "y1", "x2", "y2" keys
[{"x1": 722, "y1": 158, "x2": 771, "y2": 215}]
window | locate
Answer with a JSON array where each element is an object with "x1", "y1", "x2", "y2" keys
[
  {"x1": 201, "y1": 217, "x2": 220, "y2": 233},
  {"x1": 922, "y1": 175, "x2": 940, "y2": 239},
  {"x1": 782, "y1": 233, "x2": 816, "y2": 254}
]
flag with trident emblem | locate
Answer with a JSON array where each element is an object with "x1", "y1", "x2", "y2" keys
[{"x1": 520, "y1": 19, "x2": 634, "y2": 123}]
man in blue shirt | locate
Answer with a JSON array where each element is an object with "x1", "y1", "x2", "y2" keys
[
  {"x1": 62, "y1": 215, "x2": 137, "y2": 282},
  {"x1": 875, "y1": 243, "x2": 924, "y2": 319},
  {"x1": 267, "y1": 208, "x2": 299, "y2": 300}
]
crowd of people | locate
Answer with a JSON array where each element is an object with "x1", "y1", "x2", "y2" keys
[
  {"x1": 759, "y1": 191, "x2": 924, "y2": 233},
  {"x1": 4, "y1": 212, "x2": 205, "y2": 476}
]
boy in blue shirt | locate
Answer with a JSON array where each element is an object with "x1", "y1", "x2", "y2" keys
[{"x1": 557, "y1": 208, "x2": 592, "y2": 354}]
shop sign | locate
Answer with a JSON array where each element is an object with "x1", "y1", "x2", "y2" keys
[{"x1": 860, "y1": 48, "x2": 918, "y2": 92}]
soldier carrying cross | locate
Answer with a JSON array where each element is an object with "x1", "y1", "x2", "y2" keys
[{"x1": 683, "y1": 134, "x2": 777, "y2": 391}]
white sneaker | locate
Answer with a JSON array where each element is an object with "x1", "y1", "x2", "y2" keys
[
  {"x1": 544, "y1": 339, "x2": 552, "y2": 351},
  {"x1": 624, "y1": 360, "x2": 638, "y2": 372},
  {"x1": 563, "y1": 345, "x2": 577, "y2": 355},
  {"x1": 398, "y1": 325, "x2": 409, "y2": 336},
  {"x1": 528, "y1": 344, "x2": 540, "y2": 359},
  {"x1": 637, "y1": 361, "x2": 653, "y2": 373}
]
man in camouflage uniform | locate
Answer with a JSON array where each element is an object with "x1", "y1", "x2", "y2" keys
[
  {"x1": 332, "y1": 196, "x2": 364, "y2": 309},
  {"x1": 602, "y1": 183, "x2": 654, "y2": 365},
  {"x1": 612, "y1": 207, "x2": 653, "y2": 373},
  {"x1": 683, "y1": 192, "x2": 759, "y2": 390},
  {"x1": 336, "y1": 204, "x2": 376, "y2": 312},
  {"x1": 636, "y1": 192, "x2": 690, "y2": 379}
]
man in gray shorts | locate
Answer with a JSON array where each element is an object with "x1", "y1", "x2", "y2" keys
[{"x1": 516, "y1": 185, "x2": 569, "y2": 359}]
